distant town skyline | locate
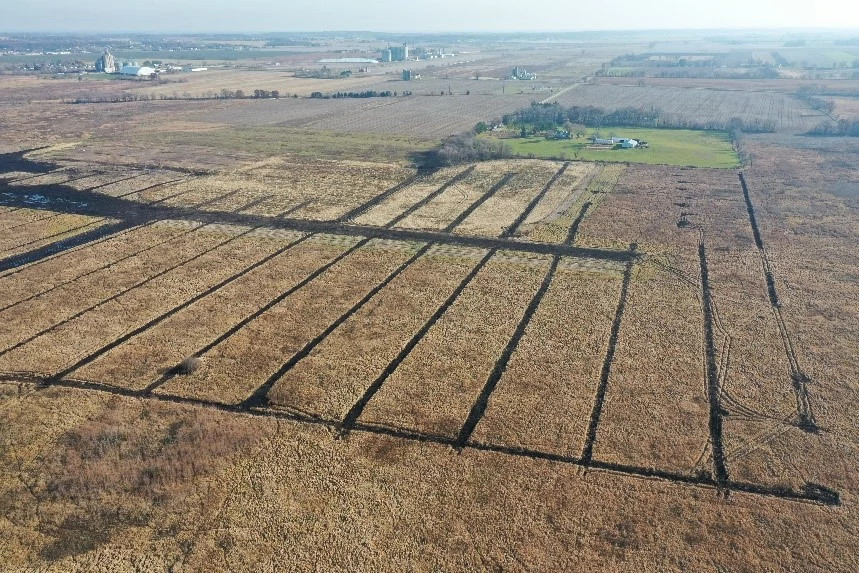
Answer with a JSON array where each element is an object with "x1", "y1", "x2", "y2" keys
[{"x1": 3, "y1": 0, "x2": 858, "y2": 33}]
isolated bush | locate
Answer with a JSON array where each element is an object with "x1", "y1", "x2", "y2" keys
[
  {"x1": 414, "y1": 135, "x2": 513, "y2": 167},
  {"x1": 171, "y1": 356, "x2": 202, "y2": 376}
]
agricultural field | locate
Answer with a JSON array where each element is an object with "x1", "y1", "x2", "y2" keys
[
  {"x1": 493, "y1": 127, "x2": 740, "y2": 168},
  {"x1": 552, "y1": 83, "x2": 829, "y2": 133},
  {"x1": 1, "y1": 30, "x2": 859, "y2": 572}
]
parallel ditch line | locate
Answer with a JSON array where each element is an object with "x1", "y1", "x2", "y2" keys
[
  {"x1": 142, "y1": 233, "x2": 365, "y2": 396},
  {"x1": 336, "y1": 173, "x2": 422, "y2": 223},
  {"x1": 441, "y1": 172, "x2": 516, "y2": 232},
  {"x1": 114, "y1": 178, "x2": 186, "y2": 200},
  {"x1": 80, "y1": 173, "x2": 145, "y2": 194},
  {"x1": 502, "y1": 162, "x2": 570, "y2": 238},
  {"x1": 277, "y1": 199, "x2": 314, "y2": 218},
  {"x1": 339, "y1": 248, "x2": 496, "y2": 434},
  {"x1": 5, "y1": 167, "x2": 72, "y2": 184},
  {"x1": 384, "y1": 166, "x2": 476, "y2": 228},
  {"x1": 738, "y1": 172, "x2": 815, "y2": 430},
  {"x1": 0, "y1": 221, "x2": 211, "y2": 314},
  {"x1": 699, "y1": 236, "x2": 730, "y2": 490},
  {"x1": 455, "y1": 197, "x2": 594, "y2": 447},
  {"x1": 0, "y1": 196, "x2": 269, "y2": 356},
  {"x1": 227, "y1": 194, "x2": 276, "y2": 214},
  {"x1": 0, "y1": 220, "x2": 144, "y2": 274},
  {"x1": 46, "y1": 227, "x2": 320, "y2": 384},
  {"x1": 0, "y1": 211, "x2": 69, "y2": 232},
  {"x1": 240, "y1": 241, "x2": 433, "y2": 408},
  {"x1": 0, "y1": 185, "x2": 228, "y2": 279},
  {"x1": 0, "y1": 217, "x2": 109, "y2": 256},
  {"x1": 245, "y1": 178, "x2": 525, "y2": 410},
  {"x1": 455, "y1": 254, "x2": 560, "y2": 447},
  {"x1": 0, "y1": 220, "x2": 261, "y2": 359},
  {"x1": 6, "y1": 373, "x2": 841, "y2": 506},
  {"x1": 565, "y1": 201, "x2": 592, "y2": 245},
  {"x1": 580, "y1": 243, "x2": 637, "y2": 465}
]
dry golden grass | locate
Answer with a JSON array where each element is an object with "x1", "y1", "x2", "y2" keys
[
  {"x1": 0, "y1": 226, "x2": 287, "y2": 375},
  {"x1": 529, "y1": 163, "x2": 625, "y2": 244},
  {"x1": 268, "y1": 247, "x2": 483, "y2": 418},
  {"x1": 392, "y1": 165, "x2": 498, "y2": 231},
  {"x1": 75, "y1": 233, "x2": 343, "y2": 391},
  {"x1": 591, "y1": 264, "x2": 711, "y2": 473},
  {"x1": 453, "y1": 160, "x2": 561, "y2": 237},
  {"x1": 471, "y1": 267, "x2": 622, "y2": 456},
  {"x1": 359, "y1": 255, "x2": 552, "y2": 437},
  {"x1": 353, "y1": 167, "x2": 465, "y2": 226},
  {"x1": 0, "y1": 222, "x2": 178, "y2": 308},
  {"x1": 159, "y1": 239, "x2": 419, "y2": 404},
  {"x1": 1, "y1": 94, "x2": 858, "y2": 570}
]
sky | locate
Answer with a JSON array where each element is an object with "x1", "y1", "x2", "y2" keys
[{"x1": 2, "y1": 0, "x2": 858, "y2": 33}]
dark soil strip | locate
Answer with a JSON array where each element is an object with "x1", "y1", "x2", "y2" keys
[
  {"x1": 0, "y1": 220, "x2": 141, "y2": 273},
  {"x1": 455, "y1": 254, "x2": 561, "y2": 447},
  {"x1": 45, "y1": 231, "x2": 324, "y2": 383},
  {"x1": 0, "y1": 211, "x2": 67, "y2": 232},
  {"x1": 0, "y1": 218, "x2": 107, "y2": 255},
  {"x1": 1, "y1": 196, "x2": 274, "y2": 356},
  {"x1": 114, "y1": 178, "x2": 185, "y2": 200},
  {"x1": 0, "y1": 179, "x2": 633, "y2": 262},
  {"x1": 580, "y1": 244, "x2": 636, "y2": 465},
  {"x1": 738, "y1": 172, "x2": 815, "y2": 431},
  {"x1": 339, "y1": 248, "x2": 496, "y2": 434},
  {"x1": 277, "y1": 199, "x2": 313, "y2": 218},
  {"x1": 0, "y1": 223, "x2": 260, "y2": 358},
  {"x1": 502, "y1": 162, "x2": 569, "y2": 238},
  {"x1": 565, "y1": 201, "x2": 592, "y2": 245},
  {"x1": 191, "y1": 189, "x2": 242, "y2": 209},
  {"x1": 699, "y1": 238, "x2": 730, "y2": 490},
  {"x1": 7, "y1": 373, "x2": 839, "y2": 505},
  {"x1": 385, "y1": 166, "x2": 476, "y2": 228},
  {"x1": 226, "y1": 194, "x2": 274, "y2": 214},
  {"x1": 336, "y1": 173, "x2": 422, "y2": 222},
  {"x1": 442, "y1": 172, "x2": 516, "y2": 232},
  {"x1": 84, "y1": 174, "x2": 145, "y2": 194},
  {"x1": 143, "y1": 235, "x2": 367, "y2": 396},
  {"x1": 0, "y1": 222, "x2": 206, "y2": 314},
  {"x1": 240, "y1": 241, "x2": 432, "y2": 408}
]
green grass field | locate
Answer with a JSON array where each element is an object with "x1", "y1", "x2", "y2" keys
[{"x1": 490, "y1": 128, "x2": 740, "y2": 168}]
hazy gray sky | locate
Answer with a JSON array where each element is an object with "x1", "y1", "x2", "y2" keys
[{"x1": 3, "y1": 0, "x2": 858, "y2": 32}]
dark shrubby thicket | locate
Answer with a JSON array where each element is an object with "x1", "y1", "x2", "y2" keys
[
  {"x1": 502, "y1": 101, "x2": 777, "y2": 133},
  {"x1": 414, "y1": 135, "x2": 513, "y2": 167},
  {"x1": 809, "y1": 119, "x2": 859, "y2": 136}
]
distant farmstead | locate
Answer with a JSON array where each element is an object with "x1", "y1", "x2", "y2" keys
[
  {"x1": 95, "y1": 50, "x2": 119, "y2": 73},
  {"x1": 119, "y1": 66, "x2": 156, "y2": 77}
]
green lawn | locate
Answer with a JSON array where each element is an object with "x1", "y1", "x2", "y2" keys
[{"x1": 491, "y1": 128, "x2": 740, "y2": 168}]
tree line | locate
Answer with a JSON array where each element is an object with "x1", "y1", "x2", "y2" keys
[
  {"x1": 310, "y1": 90, "x2": 412, "y2": 99},
  {"x1": 501, "y1": 101, "x2": 777, "y2": 133}
]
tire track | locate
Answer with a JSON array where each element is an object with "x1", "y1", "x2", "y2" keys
[
  {"x1": 738, "y1": 172, "x2": 815, "y2": 431},
  {"x1": 698, "y1": 235, "x2": 730, "y2": 492}
]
